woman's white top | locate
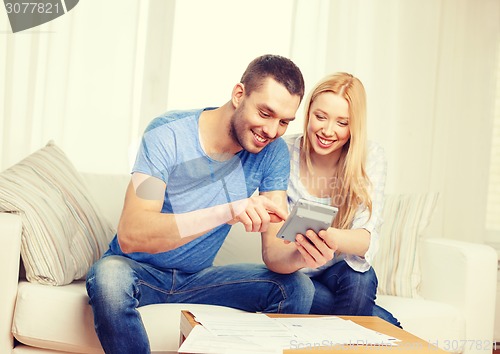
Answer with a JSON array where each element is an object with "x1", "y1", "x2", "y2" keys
[{"x1": 283, "y1": 134, "x2": 387, "y2": 275}]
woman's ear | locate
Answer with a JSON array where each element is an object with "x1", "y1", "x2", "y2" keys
[{"x1": 231, "y1": 83, "x2": 245, "y2": 108}]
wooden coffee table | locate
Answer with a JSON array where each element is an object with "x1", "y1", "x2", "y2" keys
[{"x1": 179, "y1": 311, "x2": 447, "y2": 353}]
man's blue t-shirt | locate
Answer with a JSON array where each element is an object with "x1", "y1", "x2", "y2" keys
[{"x1": 106, "y1": 108, "x2": 290, "y2": 273}]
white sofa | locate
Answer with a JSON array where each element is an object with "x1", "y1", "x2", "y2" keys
[{"x1": 1, "y1": 173, "x2": 498, "y2": 354}]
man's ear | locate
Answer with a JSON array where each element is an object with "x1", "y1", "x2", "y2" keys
[{"x1": 231, "y1": 83, "x2": 245, "y2": 108}]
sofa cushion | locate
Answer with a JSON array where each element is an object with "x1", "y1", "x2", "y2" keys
[
  {"x1": 0, "y1": 142, "x2": 115, "y2": 285},
  {"x1": 377, "y1": 294, "x2": 465, "y2": 353},
  {"x1": 372, "y1": 193, "x2": 439, "y2": 298},
  {"x1": 13, "y1": 280, "x2": 466, "y2": 354},
  {"x1": 12, "y1": 280, "x2": 244, "y2": 353}
]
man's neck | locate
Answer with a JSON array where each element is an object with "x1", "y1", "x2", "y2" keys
[{"x1": 199, "y1": 102, "x2": 241, "y2": 160}]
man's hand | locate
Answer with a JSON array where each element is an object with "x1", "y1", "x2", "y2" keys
[
  {"x1": 293, "y1": 228, "x2": 338, "y2": 269},
  {"x1": 227, "y1": 195, "x2": 288, "y2": 233}
]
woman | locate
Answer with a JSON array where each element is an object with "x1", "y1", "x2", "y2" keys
[{"x1": 284, "y1": 72, "x2": 400, "y2": 326}]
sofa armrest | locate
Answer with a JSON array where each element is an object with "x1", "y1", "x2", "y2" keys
[
  {"x1": 0, "y1": 212, "x2": 22, "y2": 353},
  {"x1": 420, "y1": 238, "x2": 497, "y2": 351}
]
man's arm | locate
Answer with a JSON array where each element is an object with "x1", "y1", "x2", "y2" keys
[
  {"x1": 117, "y1": 172, "x2": 244, "y2": 254},
  {"x1": 117, "y1": 172, "x2": 291, "y2": 254}
]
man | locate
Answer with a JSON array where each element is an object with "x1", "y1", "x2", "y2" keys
[{"x1": 86, "y1": 54, "x2": 315, "y2": 354}]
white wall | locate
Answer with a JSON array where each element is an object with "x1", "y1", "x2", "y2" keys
[{"x1": 166, "y1": 0, "x2": 294, "y2": 112}]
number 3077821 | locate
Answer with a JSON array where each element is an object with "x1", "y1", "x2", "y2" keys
[{"x1": 5, "y1": 2, "x2": 61, "y2": 14}]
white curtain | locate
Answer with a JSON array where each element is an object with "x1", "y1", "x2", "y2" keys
[
  {"x1": 0, "y1": 0, "x2": 174, "y2": 174},
  {"x1": 429, "y1": 0, "x2": 499, "y2": 242}
]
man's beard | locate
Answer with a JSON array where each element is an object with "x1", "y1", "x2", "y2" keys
[
  {"x1": 229, "y1": 102, "x2": 270, "y2": 154},
  {"x1": 229, "y1": 105, "x2": 245, "y2": 150}
]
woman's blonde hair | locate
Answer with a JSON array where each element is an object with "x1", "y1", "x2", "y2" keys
[{"x1": 301, "y1": 72, "x2": 372, "y2": 228}]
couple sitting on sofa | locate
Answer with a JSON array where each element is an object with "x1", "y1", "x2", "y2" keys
[{"x1": 85, "y1": 54, "x2": 400, "y2": 354}]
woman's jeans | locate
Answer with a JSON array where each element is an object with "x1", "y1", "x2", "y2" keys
[
  {"x1": 86, "y1": 255, "x2": 315, "y2": 354},
  {"x1": 309, "y1": 260, "x2": 401, "y2": 328}
]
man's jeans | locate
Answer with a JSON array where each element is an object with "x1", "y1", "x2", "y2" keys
[
  {"x1": 86, "y1": 255, "x2": 315, "y2": 354},
  {"x1": 309, "y1": 260, "x2": 401, "y2": 328}
]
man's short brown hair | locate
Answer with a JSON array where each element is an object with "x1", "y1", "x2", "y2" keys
[{"x1": 240, "y1": 54, "x2": 305, "y2": 101}]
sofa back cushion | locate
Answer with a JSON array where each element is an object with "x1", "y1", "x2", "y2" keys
[
  {"x1": 0, "y1": 141, "x2": 116, "y2": 285},
  {"x1": 372, "y1": 193, "x2": 439, "y2": 298},
  {"x1": 215, "y1": 223, "x2": 263, "y2": 266}
]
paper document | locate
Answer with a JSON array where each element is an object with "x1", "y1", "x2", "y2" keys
[
  {"x1": 190, "y1": 310, "x2": 291, "y2": 337},
  {"x1": 178, "y1": 325, "x2": 282, "y2": 354},
  {"x1": 178, "y1": 310, "x2": 400, "y2": 354},
  {"x1": 275, "y1": 317, "x2": 398, "y2": 346}
]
